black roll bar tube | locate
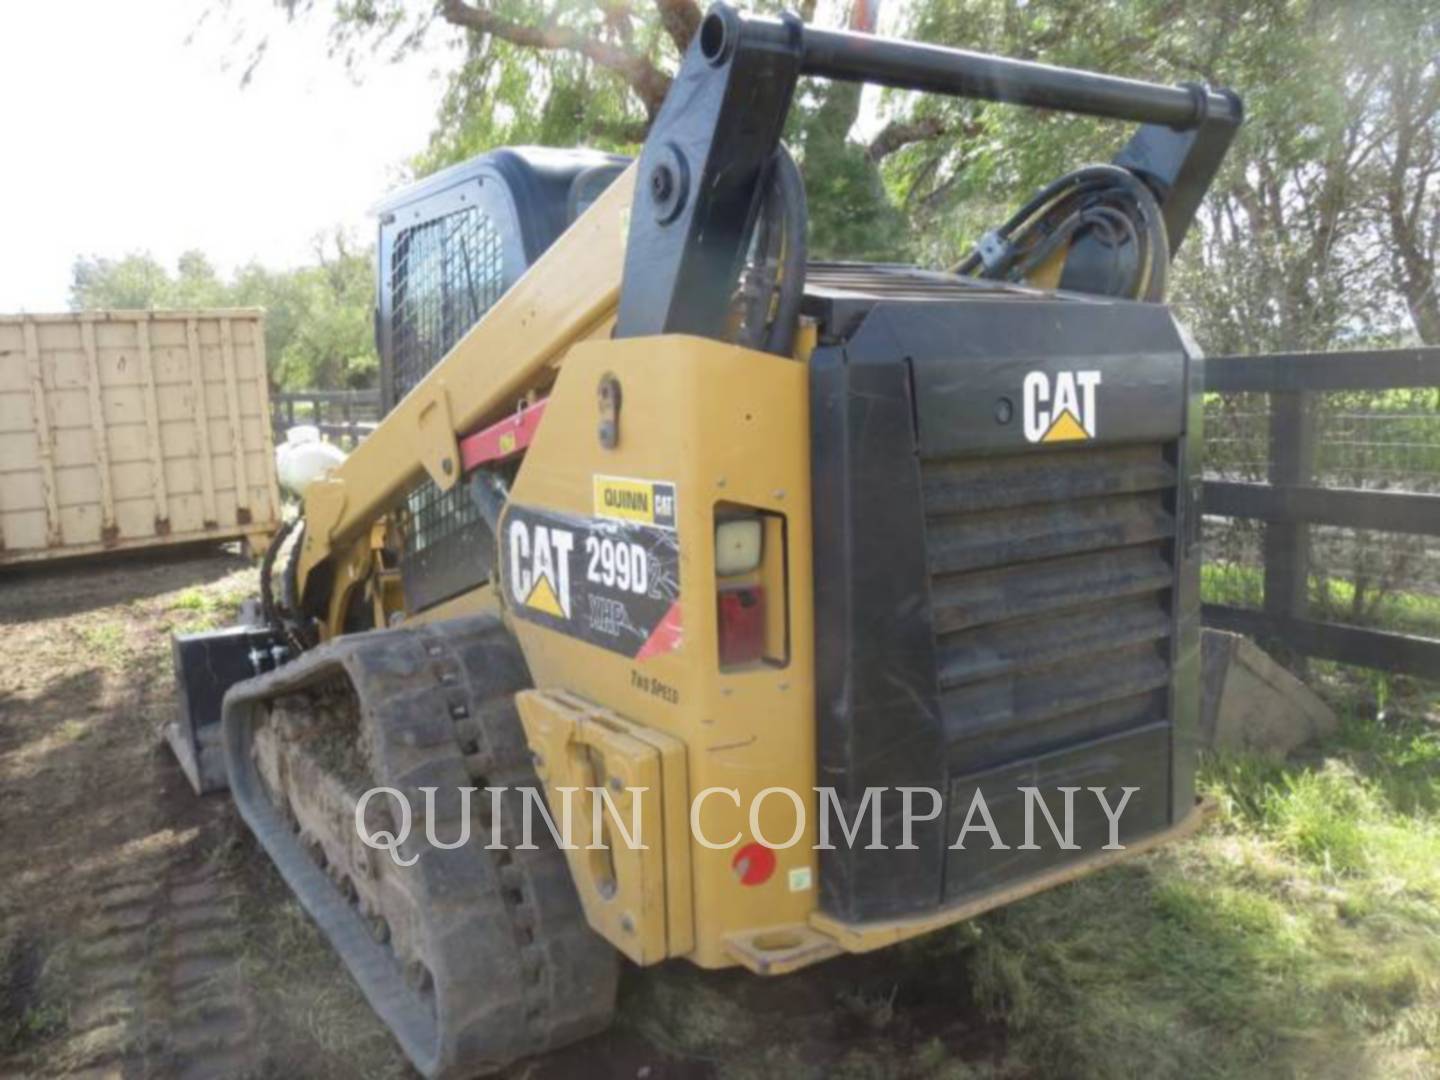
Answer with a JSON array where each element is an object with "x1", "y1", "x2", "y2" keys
[
  {"x1": 797, "y1": 22, "x2": 1236, "y2": 129},
  {"x1": 615, "y1": 3, "x2": 1242, "y2": 340}
]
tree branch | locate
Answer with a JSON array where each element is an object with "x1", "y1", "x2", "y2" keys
[
  {"x1": 867, "y1": 116, "x2": 958, "y2": 161},
  {"x1": 599, "y1": 2, "x2": 637, "y2": 49},
  {"x1": 653, "y1": 0, "x2": 702, "y2": 54},
  {"x1": 441, "y1": 0, "x2": 672, "y2": 116},
  {"x1": 588, "y1": 116, "x2": 651, "y2": 145},
  {"x1": 808, "y1": 1, "x2": 882, "y2": 147},
  {"x1": 849, "y1": 0, "x2": 880, "y2": 34}
]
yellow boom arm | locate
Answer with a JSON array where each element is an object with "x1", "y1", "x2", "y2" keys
[{"x1": 294, "y1": 166, "x2": 638, "y2": 599}]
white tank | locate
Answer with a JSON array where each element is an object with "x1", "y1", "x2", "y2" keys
[{"x1": 275, "y1": 425, "x2": 347, "y2": 496}]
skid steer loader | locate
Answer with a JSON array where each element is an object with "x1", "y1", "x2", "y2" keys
[{"x1": 169, "y1": 5, "x2": 1241, "y2": 1075}]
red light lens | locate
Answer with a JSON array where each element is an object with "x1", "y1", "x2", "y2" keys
[{"x1": 718, "y1": 586, "x2": 766, "y2": 667}]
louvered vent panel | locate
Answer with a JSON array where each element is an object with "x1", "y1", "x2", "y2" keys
[{"x1": 925, "y1": 442, "x2": 1177, "y2": 775}]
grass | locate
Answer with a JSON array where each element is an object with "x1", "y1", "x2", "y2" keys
[
  {"x1": 170, "y1": 588, "x2": 212, "y2": 613},
  {"x1": 0, "y1": 931, "x2": 69, "y2": 1055},
  {"x1": 162, "y1": 578, "x2": 252, "y2": 634},
  {"x1": 952, "y1": 675, "x2": 1440, "y2": 1079},
  {"x1": 50, "y1": 719, "x2": 93, "y2": 746},
  {"x1": 1202, "y1": 561, "x2": 1440, "y2": 639},
  {"x1": 74, "y1": 622, "x2": 131, "y2": 670},
  {"x1": 626, "y1": 969, "x2": 757, "y2": 1062},
  {"x1": 615, "y1": 925, "x2": 999, "y2": 1079},
  {"x1": 0, "y1": 1001, "x2": 66, "y2": 1051}
]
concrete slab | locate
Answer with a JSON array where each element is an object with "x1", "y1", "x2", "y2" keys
[{"x1": 1200, "y1": 629, "x2": 1338, "y2": 757}]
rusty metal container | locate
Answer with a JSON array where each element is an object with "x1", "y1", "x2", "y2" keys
[{"x1": 0, "y1": 310, "x2": 281, "y2": 564}]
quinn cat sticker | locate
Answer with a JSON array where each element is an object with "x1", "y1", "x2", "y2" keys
[
  {"x1": 501, "y1": 504, "x2": 682, "y2": 660},
  {"x1": 593, "y1": 475, "x2": 677, "y2": 530}
]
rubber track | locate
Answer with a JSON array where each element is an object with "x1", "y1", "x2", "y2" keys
[{"x1": 222, "y1": 614, "x2": 619, "y2": 1078}]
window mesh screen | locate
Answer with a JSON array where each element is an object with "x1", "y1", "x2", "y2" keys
[
  {"x1": 391, "y1": 206, "x2": 504, "y2": 405},
  {"x1": 390, "y1": 205, "x2": 504, "y2": 558}
]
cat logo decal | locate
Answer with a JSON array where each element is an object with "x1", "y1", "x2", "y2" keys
[{"x1": 1023, "y1": 370, "x2": 1102, "y2": 443}]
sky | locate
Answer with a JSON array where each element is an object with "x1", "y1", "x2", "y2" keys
[{"x1": 0, "y1": 1, "x2": 455, "y2": 312}]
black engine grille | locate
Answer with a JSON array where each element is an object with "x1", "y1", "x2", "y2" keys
[
  {"x1": 927, "y1": 440, "x2": 1182, "y2": 905},
  {"x1": 925, "y1": 442, "x2": 1177, "y2": 774}
]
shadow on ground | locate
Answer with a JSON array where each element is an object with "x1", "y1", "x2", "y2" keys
[{"x1": 0, "y1": 544, "x2": 249, "y2": 624}]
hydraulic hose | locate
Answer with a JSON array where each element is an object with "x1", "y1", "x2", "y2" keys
[
  {"x1": 761, "y1": 146, "x2": 808, "y2": 356},
  {"x1": 737, "y1": 145, "x2": 808, "y2": 356},
  {"x1": 955, "y1": 164, "x2": 1169, "y2": 302}
]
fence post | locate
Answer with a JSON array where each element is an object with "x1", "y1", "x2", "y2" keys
[
  {"x1": 1262, "y1": 389, "x2": 1316, "y2": 635},
  {"x1": 271, "y1": 388, "x2": 381, "y2": 447}
]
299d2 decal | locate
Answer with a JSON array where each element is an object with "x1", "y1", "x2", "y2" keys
[{"x1": 501, "y1": 503, "x2": 682, "y2": 659}]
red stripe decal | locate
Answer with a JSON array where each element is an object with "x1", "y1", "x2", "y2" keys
[
  {"x1": 459, "y1": 398, "x2": 548, "y2": 472},
  {"x1": 635, "y1": 600, "x2": 683, "y2": 660}
]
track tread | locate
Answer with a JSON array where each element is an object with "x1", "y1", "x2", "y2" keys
[
  {"x1": 63, "y1": 849, "x2": 261, "y2": 1079},
  {"x1": 222, "y1": 614, "x2": 619, "y2": 1078}
]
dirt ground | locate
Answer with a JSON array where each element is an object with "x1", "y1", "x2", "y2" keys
[{"x1": 0, "y1": 549, "x2": 1003, "y2": 1079}]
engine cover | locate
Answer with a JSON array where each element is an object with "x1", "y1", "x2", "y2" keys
[{"x1": 810, "y1": 291, "x2": 1203, "y2": 922}]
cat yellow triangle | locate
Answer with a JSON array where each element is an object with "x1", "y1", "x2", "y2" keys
[
  {"x1": 1042, "y1": 409, "x2": 1089, "y2": 443},
  {"x1": 525, "y1": 575, "x2": 565, "y2": 617}
]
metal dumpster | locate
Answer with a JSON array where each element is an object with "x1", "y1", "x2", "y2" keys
[{"x1": 0, "y1": 310, "x2": 281, "y2": 564}]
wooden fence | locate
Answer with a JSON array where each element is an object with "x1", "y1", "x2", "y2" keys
[
  {"x1": 272, "y1": 389, "x2": 380, "y2": 448},
  {"x1": 1203, "y1": 347, "x2": 1440, "y2": 677}
]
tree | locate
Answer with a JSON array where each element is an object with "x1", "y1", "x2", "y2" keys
[
  {"x1": 1364, "y1": 2, "x2": 1440, "y2": 344},
  {"x1": 873, "y1": 0, "x2": 1440, "y2": 351},
  {"x1": 269, "y1": 232, "x2": 379, "y2": 390},
  {"x1": 69, "y1": 234, "x2": 379, "y2": 390},
  {"x1": 69, "y1": 252, "x2": 168, "y2": 309},
  {"x1": 252, "y1": 0, "x2": 1440, "y2": 351},
  {"x1": 256, "y1": 0, "x2": 908, "y2": 257}
]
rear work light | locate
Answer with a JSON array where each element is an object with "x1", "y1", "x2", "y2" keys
[{"x1": 715, "y1": 518, "x2": 763, "y2": 576}]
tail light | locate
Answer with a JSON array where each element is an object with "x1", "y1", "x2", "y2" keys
[
  {"x1": 715, "y1": 508, "x2": 787, "y2": 670},
  {"x1": 718, "y1": 586, "x2": 766, "y2": 666}
]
